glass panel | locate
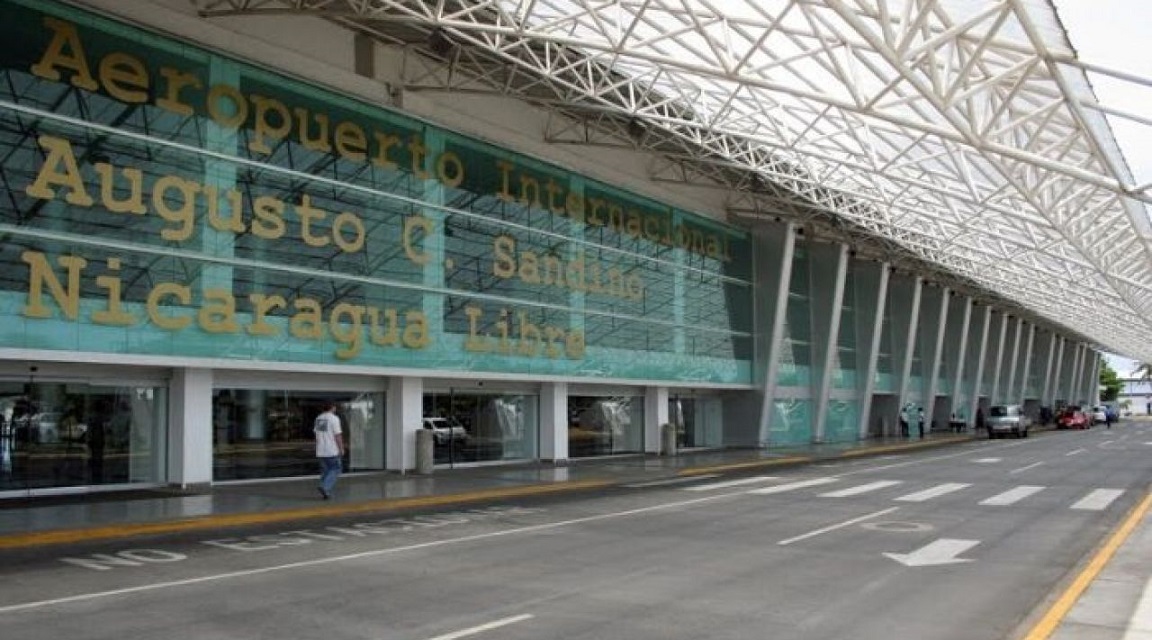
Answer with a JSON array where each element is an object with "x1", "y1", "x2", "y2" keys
[
  {"x1": 212, "y1": 390, "x2": 383, "y2": 481},
  {"x1": 669, "y1": 395, "x2": 724, "y2": 449},
  {"x1": 0, "y1": 379, "x2": 165, "y2": 491},
  {"x1": 422, "y1": 391, "x2": 538, "y2": 464},
  {"x1": 770, "y1": 398, "x2": 811, "y2": 445},
  {"x1": 0, "y1": 0, "x2": 754, "y2": 385},
  {"x1": 824, "y1": 399, "x2": 859, "y2": 443},
  {"x1": 568, "y1": 395, "x2": 643, "y2": 457}
]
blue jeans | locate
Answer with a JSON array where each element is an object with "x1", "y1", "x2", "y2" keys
[{"x1": 318, "y1": 456, "x2": 342, "y2": 496}]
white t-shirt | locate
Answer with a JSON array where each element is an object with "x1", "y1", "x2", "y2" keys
[{"x1": 314, "y1": 410, "x2": 343, "y2": 458}]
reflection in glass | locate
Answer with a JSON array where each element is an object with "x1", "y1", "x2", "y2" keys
[
  {"x1": 0, "y1": 380, "x2": 166, "y2": 492},
  {"x1": 568, "y1": 395, "x2": 644, "y2": 457},
  {"x1": 211, "y1": 390, "x2": 384, "y2": 481},
  {"x1": 422, "y1": 391, "x2": 538, "y2": 465}
]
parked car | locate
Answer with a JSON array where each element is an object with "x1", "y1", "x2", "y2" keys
[
  {"x1": 1057, "y1": 408, "x2": 1090, "y2": 430},
  {"x1": 422, "y1": 417, "x2": 468, "y2": 445},
  {"x1": 1090, "y1": 406, "x2": 1108, "y2": 425},
  {"x1": 986, "y1": 404, "x2": 1031, "y2": 439}
]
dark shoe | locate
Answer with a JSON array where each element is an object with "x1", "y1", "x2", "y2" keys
[{"x1": 318, "y1": 487, "x2": 330, "y2": 500}]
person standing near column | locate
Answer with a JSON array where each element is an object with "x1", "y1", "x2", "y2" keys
[{"x1": 314, "y1": 401, "x2": 344, "y2": 500}]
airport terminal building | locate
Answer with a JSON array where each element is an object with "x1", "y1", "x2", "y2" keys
[{"x1": 0, "y1": 0, "x2": 1144, "y2": 497}]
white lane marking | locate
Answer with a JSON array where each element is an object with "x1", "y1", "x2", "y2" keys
[
  {"x1": 819, "y1": 480, "x2": 902, "y2": 498},
  {"x1": 895, "y1": 483, "x2": 971, "y2": 502},
  {"x1": 778, "y1": 507, "x2": 899, "y2": 546},
  {"x1": 1066, "y1": 449, "x2": 1086, "y2": 456},
  {"x1": 1010, "y1": 462, "x2": 1045, "y2": 474},
  {"x1": 747, "y1": 477, "x2": 839, "y2": 495},
  {"x1": 980, "y1": 485, "x2": 1045, "y2": 506},
  {"x1": 0, "y1": 488, "x2": 769, "y2": 614},
  {"x1": 624, "y1": 475, "x2": 719, "y2": 488},
  {"x1": 1071, "y1": 489, "x2": 1125, "y2": 511},
  {"x1": 972, "y1": 458, "x2": 1002, "y2": 464},
  {"x1": 681, "y1": 476, "x2": 780, "y2": 491},
  {"x1": 1123, "y1": 576, "x2": 1152, "y2": 640},
  {"x1": 424, "y1": 614, "x2": 534, "y2": 640}
]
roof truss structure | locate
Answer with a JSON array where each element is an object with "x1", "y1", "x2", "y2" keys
[{"x1": 195, "y1": 0, "x2": 1152, "y2": 362}]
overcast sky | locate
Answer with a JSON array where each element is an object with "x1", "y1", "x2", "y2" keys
[{"x1": 1051, "y1": 1, "x2": 1149, "y2": 375}]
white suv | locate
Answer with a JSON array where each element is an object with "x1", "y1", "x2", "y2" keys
[{"x1": 422, "y1": 417, "x2": 468, "y2": 444}]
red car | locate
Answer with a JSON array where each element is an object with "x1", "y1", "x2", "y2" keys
[{"x1": 1057, "y1": 409, "x2": 1090, "y2": 430}]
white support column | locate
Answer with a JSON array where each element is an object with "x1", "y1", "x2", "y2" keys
[
  {"x1": 966, "y1": 305, "x2": 992, "y2": 424},
  {"x1": 856, "y1": 262, "x2": 890, "y2": 438},
  {"x1": 540, "y1": 382, "x2": 568, "y2": 461},
  {"x1": 896, "y1": 276, "x2": 923, "y2": 411},
  {"x1": 386, "y1": 376, "x2": 423, "y2": 472},
  {"x1": 1040, "y1": 331, "x2": 1056, "y2": 406},
  {"x1": 1004, "y1": 318, "x2": 1023, "y2": 405},
  {"x1": 950, "y1": 297, "x2": 972, "y2": 415},
  {"x1": 1068, "y1": 343, "x2": 1084, "y2": 405},
  {"x1": 1090, "y1": 352, "x2": 1102, "y2": 405},
  {"x1": 924, "y1": 286, "x2": 950, "y2": 430},
  {"x1": 644, "y1": 386, "x2": 670, "y2": 454},
  {"x1": 168, "y1": 367, "x2": 214, "y2": 489},
  {"x1": 1018, "y1": 324, "x2": 1036, "y2": 401},
  {"x1": 757, "y1": 223, "x2": 797, "y2": 445},
  {"x1": 1051, "y1": 336, "x2": 1067, "y2": 404},
  {"x1": 989, "y1": 313, "x2": 1009, "y2": 405},
  {"x1": 813, "y1": 244, "x2": 849, "y2": 443}
]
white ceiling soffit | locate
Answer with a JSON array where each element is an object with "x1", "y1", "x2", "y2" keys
[{"x1": 195, "y1": 0, "x2": 1152, "y2": 362}]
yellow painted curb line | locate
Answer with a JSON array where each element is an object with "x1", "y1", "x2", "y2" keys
[
  {"x1": 1022, "y1": 490, "x2": 1152, "y2": 640},
  {"x1": 677, "y1": 456, "x2": 814, "y2": 476},
  {"x1": 837, "y1": 437, "x2": 970, "y2": 457},
  {"x1": 0, "y1": 479, "x2": 613, "y2": 550}
]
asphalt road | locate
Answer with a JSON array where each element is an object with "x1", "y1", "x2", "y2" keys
[{"x1": 1, "y1": 424, "x2": 1150, "y2": 640}]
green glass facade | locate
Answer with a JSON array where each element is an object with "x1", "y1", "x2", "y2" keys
[{"x1": 0, "y1": 0, "x2": 752, "y2": 384}]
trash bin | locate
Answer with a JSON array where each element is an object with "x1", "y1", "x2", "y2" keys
[
  {"x1": 416, "y1": 428, "x2": 435, "y2": 474},
  {"x1": 660, "y1": 423, "x2": 677, "y2": 457}
]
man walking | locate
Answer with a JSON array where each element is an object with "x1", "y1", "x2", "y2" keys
[{"x1": 314, "y1": 401, "x2": 344, "y2": 499}]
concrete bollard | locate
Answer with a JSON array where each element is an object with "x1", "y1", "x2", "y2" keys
[
  {"x1": 416, "y1": 428, "x2": 435, "y2": 474},
  {"x1": 660, "y1": 423, "x2": 677, "y2": 457}
]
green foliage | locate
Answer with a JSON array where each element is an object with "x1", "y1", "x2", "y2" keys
[{"x1": 1099, "y1": 361, "x2": 1122, "y2": 402}]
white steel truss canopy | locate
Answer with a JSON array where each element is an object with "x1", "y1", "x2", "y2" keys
[{"x1": 195, "y1": 0, "x2": 1152, "y2": 362}]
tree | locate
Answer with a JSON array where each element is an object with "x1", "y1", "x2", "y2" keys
[
  {"x1": 1099, "y1": 361, "x2": 1123, "y2": 402},
  {"x1": 1134, "y1": 362, "x2": 1152, "y2": 382}
]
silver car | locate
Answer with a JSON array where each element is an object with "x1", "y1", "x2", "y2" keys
[{"x1": 986, "y1": 404, "x2": 1031, "y2": 439}]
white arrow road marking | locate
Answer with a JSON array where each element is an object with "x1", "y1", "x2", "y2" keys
[{"x1": 883, "y1": 539, "x2": 980, "y2": 567}]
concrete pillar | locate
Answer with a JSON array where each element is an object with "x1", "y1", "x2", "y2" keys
[
  {"x1": 1018, "y1": 324, "x2": 1036, "y2": 401},
  {"x1": 757, "y1": 222, "x2": 797, "y2": 445},
  {"x1": 540, "y1": 382, "x2": 569, "y2": 461},
  {"x1": 386, "y1": 376, "x2": 423, "y2": 472},
  {"x1": 989, "y1": 312, "x2": 1009, "y2": 405},
  {"x1": 966, "y1": 305, "x2": 992, "y2": 424},
  {"x1": 645, "y1": 386, "x2": 669, "y2": 454},
  {"x1": 856, "y1": 261, "x2": 890, "y2": 438},
  {"x1": 168, "y1": 368, "x2": 214, "y2": 489},
  {"x1": 812, "y1": 243, "x2": 849, "y2": 443},
  {"x1": 949, "y1": 296, "x2": 973, "y2": 420},
  {"x1": 923, "y1": 286, "x2": 950, "y2": 431},
  {"x1": 1004, "y1": 318, "x2": 1023, "y2": 404},
  {"x1": 895, "y1": 275, "x2": 923, "y2": 413}
]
